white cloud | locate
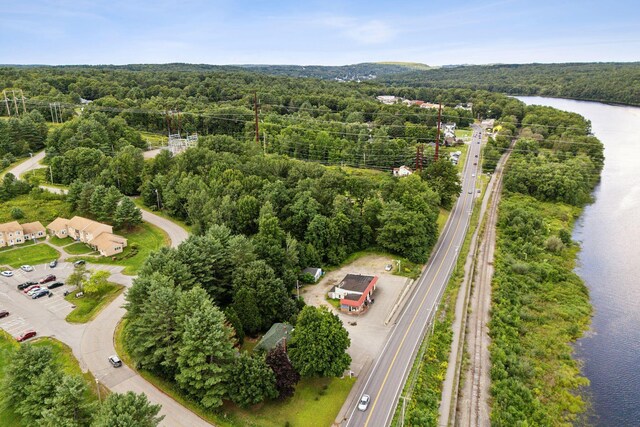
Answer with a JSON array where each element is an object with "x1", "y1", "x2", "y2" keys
[{"x1": 318, "y1": 15, "x2": 396, "y2": 45}]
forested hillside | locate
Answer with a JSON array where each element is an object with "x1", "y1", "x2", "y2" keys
[{"x1": 382, "y1": 62, "x2": 640, "y2": 106}]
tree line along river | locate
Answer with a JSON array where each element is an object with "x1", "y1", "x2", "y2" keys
[{"x1": 517, "y1": 96, "x2": 640, "y2": 426}]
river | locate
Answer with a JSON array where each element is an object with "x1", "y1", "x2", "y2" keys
[{"x1": 517, "y1": 97, "x2": 640, "y2": 426}]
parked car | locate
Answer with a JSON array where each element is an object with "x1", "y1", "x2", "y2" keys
[
  {"x1": 17, "y1": 281, "x2": 37, "y2": 290},
  {"x1": 385, "y1": 264, "x2": 393, "y2": 271},
  {"x1": 27, "y1": 287, "x2": 43, "y2": 296},
  {"x1": 16, "y1": 330, "x2": 36, "y2": 342},
  {"x1": 0, "y1": 310, "x2": 9, "y2": 318},
  {"x1": 74, "y1": 260, "x2": 86, "y2": 266},
  {"x1": 358, "y1": 394, "x2": 371, "y2": 411},
  {"x1": 32, "y1": 289, "x2": 50, "y2": 299},
  {"x1": 47, "y1": 281, "x2": 64, "y2": 290},
  {"x1": 1, "y1": 271, "x2": 13, "y2": 277},
  {"x1": 108, "y1": 355, "x2": 122, "y2": 368},
  {"x1": 49, "y1": 260, "x2": 58, "y2": 268},
  {"x1": 39, "y1": 274, "x2": 56, "y2": 284},
  {"x1": 23, "y1": 285, "x2": 40, "y2": 294},
  {"x1": 20, "y1": 265, "x2": 34, "y2": 272}
]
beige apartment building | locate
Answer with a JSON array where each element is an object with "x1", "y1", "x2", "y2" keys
[{"x1": 47, "y1": 216, "x2": 128, "y2": 257}]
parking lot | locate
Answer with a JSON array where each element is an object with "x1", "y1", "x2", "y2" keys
[
  {"x1": 301, "y1": 254, "x2": 412, "y2": 375},
  {"x1": 0, "y1": 261, "x2": 130, "y2": 356}
]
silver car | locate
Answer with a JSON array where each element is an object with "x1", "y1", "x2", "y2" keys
[{"x1": 358, "y1": 394, "x2": 371, "y2": 411}]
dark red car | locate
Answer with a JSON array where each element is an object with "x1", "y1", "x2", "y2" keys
[
  {"x1": 0, "y1": 310, "x2": 9, "y2": 319},
  {"x1": 39, "y1": 275, "x2": 56, "y2": 284},
  {"x1": 16, "y1": 330, "x2": 36, "y2": 342},
  {"x1": 23, "y1": 285, "x2": 40, "y2": 294}
]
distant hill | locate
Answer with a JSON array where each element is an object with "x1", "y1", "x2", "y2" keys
[
  {"x1": 237, "y1": 62, "x2": 431, "y2": 81},
  {"x1": 381, "y1": 62, "x2": 640, "y2": 106}
]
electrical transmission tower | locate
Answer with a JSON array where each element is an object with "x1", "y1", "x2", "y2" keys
[
  {"x1": 415, "y1": 144, "x2": 424, "y2": 172},
  {"x1": 2, "y1": 89, "x2": 27, "y2": 117},
  {"x1": 49, "y1": 102, "x2": 63, "y2": 123}
]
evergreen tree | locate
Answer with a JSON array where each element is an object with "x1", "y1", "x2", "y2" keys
[
  {"x1": 92, "y1": 391, "x2": 163, "y2": 427},
  {"x1": 39, "y1": 375, "x2": 95, "y2": 427},
  {"x1": 17, "y1": 365, "x2": 63, "y2": 423},
  {"x1": 175, "y1": 289, "x2": 236, "y2": 409},
  {"x1": 232, "y1": 286, "x2": 261, "y2": 336},
  {"x1": 114, "y1": 197, "x2": 142, "y2": 230},
  {"x1": 90, "y1": 185, "x2": 109, "y2": 221}
]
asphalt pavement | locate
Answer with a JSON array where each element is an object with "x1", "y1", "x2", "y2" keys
[{"x1": 345, "y1": 128, "x2": 483, "y2": 427}]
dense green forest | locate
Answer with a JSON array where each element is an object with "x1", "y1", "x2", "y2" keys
[
  {"x1": 381, "y1": 62, "x2": 640, "y2": 106},
  {"x1": 489, "y1": 105, "x2": 602, "y2": 425},
  {"x1": 0, "y1": 64, "x2": 605, "y2": 423}
]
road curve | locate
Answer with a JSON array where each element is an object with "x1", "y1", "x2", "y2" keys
[
  {"x1": 6, "y1": 151, "x2": 203, "y2": 425},
  {"x1": 346, "y1": 127, "x2": 483, "y2": 427}
]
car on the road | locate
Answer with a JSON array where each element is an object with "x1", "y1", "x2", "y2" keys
[
  {"x1": 27, "y1": 286, "x2": 43, "y2": 296},
  {"x1": 1, "y1": 270, "x2": 13, "y2": 277},
  {"x1": 73, "y1": 260, "x2": 86, "y2": 266},
  {"x1": 20, "y1": 265, "x2": 34, "y2": 272},
  {"x1": 16, "y1": 330, "x2": 36, "y2": 342},
  {"x1": 108, "y1": 355, "x2": 122, "y2": 368},
  {"x1": 47, "y1": 281, "x2": 64, "y2": 290},
  {"x1": 0, "y1": 310, "x2": 9, "y2": 318},
  {"x1": 32, "y1": 288, "x2": 50, "y2": 299},
  {"x1": 17, "y1": 281, "x2": 37, "y2": 290},
  {"x1": 473, "y1": 162, "x2": 477, "y2": 165},
  {"x1": 49, "y1": 260, "x2": 57, "y2": 268},
  {"x1": 385, "y1": 264, "x2": 393, "y2": 271},
  {"x1": 475, "y1": 154, "x2": 478, "y2": 158},
  {"x1": 39, "y1": 274, "x2": 56, "y2": 284},
  {"x1": 472, "y1": 173, "x2": 475, "y2": 177},
  {"x1": 358, "y1": 394, "x2": 371, "y2": 411},
  {"x1": 468, "y1": 190, "x2": 473, "y2": 194}
]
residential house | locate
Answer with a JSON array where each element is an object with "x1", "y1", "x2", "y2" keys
[
  {"x1": 455, "y1": 102, "x2": 473, "y2": 111},
  {"x1": 88, "y1": 232, "x2": 128, "y2": 257},
  {"x1": 255, "y1": 323, "x2": 294, "y2": 352},
  {"x1": 443, "y1": 122, "x2": 456, "y2": 139},
  {"x1": 392, "y1": 165, "x2": 413, "y2": 177},
  {"x1": 21, "y1": 221, "x2": 46, "y2": 241},
  {"x1": 420, "y1": 102, "x2": 440, "y2": 110},
  {"x1": 328, "y1": 274, "x2": 378, "y2": 313},
  {"x1": 481, "y1": 119, "x2": 496, "y2": 132},
  {"x1": 301, "y1": 267, "x2": 323, "y2": 283},
  {"x1": 46, "y1": 217, "x2": 70, "y2": 239},
  {"x1": 376, "y1": 95, "x2": 402, "y2": 105},
  {"x1": 46, "y1": 216, "x2": 128, "y2": 256},
  {"x1": 0, "y1": 221, "x2": 24, "y2": 247},
  {"x1": 66, "y1": 216, "x2": 113, "y2": 243}
]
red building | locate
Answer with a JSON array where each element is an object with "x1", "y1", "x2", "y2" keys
[{"x1": 328, "y1": 274, "x2": 378, "y2": 314}]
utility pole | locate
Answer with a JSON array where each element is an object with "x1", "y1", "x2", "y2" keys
[
  {"x1": 20, "y1": 89, "x2": 26, "y2": 114},
  {"x1": 263, "y1": 131, "x2": 267, "y2": 155},
  {"x1": 435, "y1": 103, "x2": 442, "y2": 162},
  {"x1": 12, "y1": 90, "x2": 19, "y2": 116},
  {"x1": 254, "y1": 91, "x2": 259, "y2": 145},
  {"x1": 49, "y1": 166, "x2": 54, "y2": 184},
  {"x1": 415, "y1": 144, "x2": 424, "y2": 172}
]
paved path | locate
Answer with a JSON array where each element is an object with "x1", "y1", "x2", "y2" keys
[{"x1": 4, "y1": 151, "x2": 47, "y2": 178}]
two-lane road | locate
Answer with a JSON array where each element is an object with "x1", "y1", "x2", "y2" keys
[{"x1": 347, "y1": 126, "x2": 483, "y2": 427}]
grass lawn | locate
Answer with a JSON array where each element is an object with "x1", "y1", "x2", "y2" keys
[
  {"x1": 67, "y1": 222, "x2": 168, "y2": 275},
  {"x1": 65, "y1": 282, "x2": 124, "y2": 323},
  {"x1": 0, "y1": 239, "x2": 35, "y2": 253},
  {"x1": 22, "y1": 168, "x2": 69, "y2": 190},
  {"x1": 0, "y1": 331, "x2": 101, "y2": 426},
  {"x1": 0, "y1": 243, "x2": 60, "y2": 269},
  {"x1": 63, "y1": 242, "x2": 97, "y2": 255},
  {"x1": 115, "y1": 323, "x2": 355, "y2": 427},
  {"x1": 455, "y1": 128, "x2": 473, "y2": 138},
  {"x1": 140, "y1": 131, "x2": 168, "y2": 148},
  {"x1": 437, "y1": 207, "x2": 450, "y2": 235},
  {"x1": 0, "y1": 194, "x2": 72, "y2": 224},
  {"x1": 326, "y1": 296, "x2": 341, "y2": 309},
  {"x1": 132, "y1": 197, "x2": 192, "y2": 233},
  {"x1": 48, "y1": 236, "x2": 69, "y2": 247}
]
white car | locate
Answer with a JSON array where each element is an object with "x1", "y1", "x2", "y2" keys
[
  {"x1": 1, "y1": 270, "x2": 13, "y2": 277},
  {"x1": 21, "y1": 265, "x2": 34, "y2": 272},
  {"x1": 358, "y1": 394, "x2": 371, "y2": 411},
  {"x1": 385, "y1": 264, "x2": 393, "y2": 271}
]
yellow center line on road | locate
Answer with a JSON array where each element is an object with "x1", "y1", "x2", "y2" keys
[{"x1": 364, "y1": 193, "x2": 470, "y2": 426}]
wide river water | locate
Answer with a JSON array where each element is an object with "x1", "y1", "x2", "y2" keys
[{"x1": 517, "y1": 97, "x2": 640, "y2": 426}]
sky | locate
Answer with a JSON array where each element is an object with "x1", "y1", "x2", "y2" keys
[{"x1": 3, "y1": 0, "x2": 640, "y2": 66}]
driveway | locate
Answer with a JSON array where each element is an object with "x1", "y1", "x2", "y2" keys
[{"x1": 301, "y1": 255, "x2": 410, "y2": 375}]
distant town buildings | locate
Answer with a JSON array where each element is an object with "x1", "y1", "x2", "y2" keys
[{"x1": 392, "y1": 165, "x2": 413, "y2": 177}]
